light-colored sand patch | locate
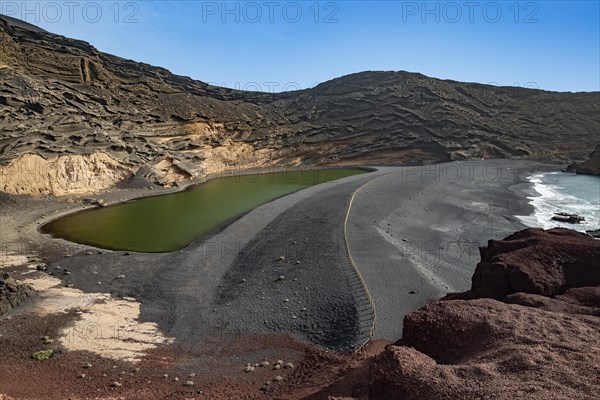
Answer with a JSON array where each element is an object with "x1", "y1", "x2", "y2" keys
[
  {"x1": 23, "y1": 275, "x2": 100, "y2": 312},
  {"x1": 20, "y1": 270, "x2": 38, "y2": 275},
  {"x1": 23, "y1": 275, "x2": 64, "y2": 292},
  {"x1": 0, "y1": 253, "x2": 28, "y2": 268},
  {"x1": 62, "y1": 298, "x2": 172, "y2": 362},
  {"x1": 20, "y1": 264, "x2": 42, "y2": 275},
  {"x1": 22, "y1": 275, "x2": 173, "y2": 362}
]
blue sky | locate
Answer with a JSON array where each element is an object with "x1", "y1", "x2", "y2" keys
[{"x1": 2, "y1": 1, "x2": 599, "y2": 92}]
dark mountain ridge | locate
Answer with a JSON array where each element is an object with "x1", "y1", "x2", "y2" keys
[{"x1": 1, "y1": 15, "x2": 598, "y2": 195}]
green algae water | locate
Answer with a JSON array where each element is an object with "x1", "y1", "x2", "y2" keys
[{"x1": 41, "y1": 168, "x2": 366, "y2": 252}]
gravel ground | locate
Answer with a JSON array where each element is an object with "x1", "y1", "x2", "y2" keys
[
  {"x1": 39, "y1": 169, "x2": 388, "y2": 353},
  {"x1": 214, "y1": 175, "x2": 383, "y2": 351},
  {"x1": 3, "y1": 161, "x2": 561, "y2": 352},
  {"x1": 346, "y1": 159, "x2": 562, "y2": 340},
  {"x1": 0, "y1": 307, "x2": 313, "y2": 399}
]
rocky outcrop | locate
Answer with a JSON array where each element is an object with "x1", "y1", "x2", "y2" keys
[
  {"x1": 569, "y1": 145, "x2": 600, "y2": 176},
  {"x1": 1, "y1": 16, "x2": 599, "y2": 195},
  {"x1": 504, "y1": 286, "x2": 600, "y2": 317},
  {"x1": 586, "y1": 229, "x2": 600, "y2": 238},
  {"x1": 468, "y1": 228, "x2": 600, "y2": 299},
  {"x1": 0, "y1": 152, "x2": 132, "y2": 196},
  {"x1": 0, "y1": 272, "x2": 37, "y2": 315},
  {"x1": 368, "y1": 228, "x2": 600, "y2": 400},
  {"x1": 134, "y1": 158, "x2": 195, "y2": 187},
  {"x1": 551, "y1": 212, "x2": 585, "y2": 224},
  {"x1": 371, "y1": 299, "x2": 600, "y2": 400}
]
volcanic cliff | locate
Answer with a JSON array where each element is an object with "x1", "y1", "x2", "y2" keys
[
  {"x1": 570, "y1": 144, "x2": 600, "y2": 176},
  {"x1": 1, "y1": 15, "x2": 599, "y2": 195}
]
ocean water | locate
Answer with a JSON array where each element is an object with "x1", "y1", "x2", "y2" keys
[{"x1": 518, "y1": 172, "x2": 600, "y2": 232}]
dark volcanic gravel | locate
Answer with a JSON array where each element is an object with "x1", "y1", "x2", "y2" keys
[
  {"x1": 215, "y1": 181, "x2": 374, "y2": 351},
  {"x1": 37, "y1": 171, "x2": 383, "y2": 354}
]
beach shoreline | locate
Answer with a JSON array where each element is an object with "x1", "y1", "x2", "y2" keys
[
  {"x1": 345, "y1": 159, "x2": 563, "y2": 340},
  {"x1": 516, "y1": 170, "x2": 600, "y2": 232},
  {"x1": 0, "y1": 159, "x2": 565, "y2": 398}
]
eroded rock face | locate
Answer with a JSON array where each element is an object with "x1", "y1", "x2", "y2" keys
[
  {"x1": 1, "y1": 16, "x2": 599, "y2": 195},
  {"x1": 504, "y1": 286, "x2": 600, "y2": 317},
  {"x1": 470, "y1": 228, "x2": 600, "y2": 299},
  {"x1": 134, "y1": 158, "x2": 194, "y2": 187},
  {"x1": 570, "y1": 145, "x2": 600, "y2": 176},
  {"x1": 0, "y1": 272, "x2": 37, "y2": 315},
  {"x1": 0, "y1": 152, "x2": 132, "y2": 196},
  {"x1": 369, "y1": 228, "x2": 600, "y2": 400}
]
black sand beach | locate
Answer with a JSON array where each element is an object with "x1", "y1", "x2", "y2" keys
[{"x1": 1, "y1": 160, "x2": 562, "y2": 354}]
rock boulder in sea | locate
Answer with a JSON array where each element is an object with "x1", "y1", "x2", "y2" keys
[
  {"x1": 586, "y1": 229, "x2": 600, "y2": 238},
  {"x1": 551, "y1": 212, "x2": 585, "y2": 224}
]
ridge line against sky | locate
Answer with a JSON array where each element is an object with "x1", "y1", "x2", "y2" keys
[{"x1": 1, "y1": 0, "x2": 599, "y2": 92}]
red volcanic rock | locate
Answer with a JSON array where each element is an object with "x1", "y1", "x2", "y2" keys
[
  {"x1": 556, "y1": 285, "x2": 600, "y2": 307},
  {"x1": 370, "y1": 346, "x2": 467, "y2": 400},
  {"x1": 374, "y1": 299, "x2": 600, "y2": 400},
  {"x1": 505, "y1": 286, "x2": 600, "y2": 317},
  {"x1": 470, "y1": 228, "x2": 600, "y2": 299},
  {"x1": 368, "y1": 228, "x2": 600, "y2": 400},
  {"x1": 327, "y1": 398, "x2": 359, "y2": 400}
]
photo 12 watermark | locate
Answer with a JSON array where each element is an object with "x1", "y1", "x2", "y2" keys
[
  {"x1": 206, "y1": 80, "x2": 306, "y2": 93},
  {"x1": 400, "y1": 1, "x2": 540, "y2": 24},
  {"x1": 398, "y1": 160, "x2": 539, "y2": 184},
  {"x1": 476, "y1": 81, "x2": 540, "y2": 102},
  {"x1": 0, "y1": 1, "x2": 141, "y2": 24},
  {"x1": 200, "y1": 1, "x2": 340, "y2": 23},
  {"x1": 407, "y1": 80, "x2": 540, "y2": 106}
]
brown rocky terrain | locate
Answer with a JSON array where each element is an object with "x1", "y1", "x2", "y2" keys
[
  {"x1": 1, "y1": 210, "x2": 599, "y2": 398},
  {"x1": 274, "y1": 228, "x2": 600, "y2": 400},
  {"x1": 1, "y1": 15, "x2": 599, "y2": 195},
  {"x1": 467, "y1": 227, "x2": 600, "y2": 299}
]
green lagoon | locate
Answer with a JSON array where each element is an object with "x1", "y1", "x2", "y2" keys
[{"x1": 41, "y1": 168, "x2": 367, "y2": 252}]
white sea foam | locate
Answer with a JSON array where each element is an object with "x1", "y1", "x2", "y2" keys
[{"x1": 518, "y1": 172, "x2": 600, "y2": 232}]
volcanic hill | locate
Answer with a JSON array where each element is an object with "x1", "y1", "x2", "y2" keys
[{"x1": 1, "y1": 15, "x2": 598, "y2": 195}]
